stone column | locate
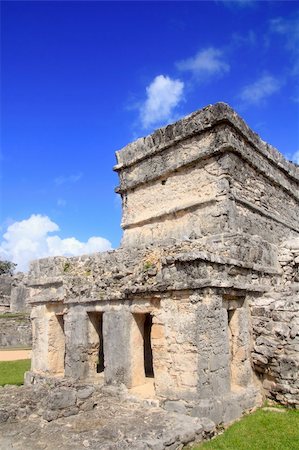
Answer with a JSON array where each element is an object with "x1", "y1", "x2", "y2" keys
[
  {"x1": 31, "y1": 303, "x2": 65, "y2": 376},
  {"x1": 196, "y1": 292, "x2": 231, "y2": 399},
  {"x1": 130, "y1": 313, "x2": 146, "y2": 387},
  {"x1": 228, "y1": 305, "x2": 253, "y2": 389},
  {"x1": 64, "y1": 305, "x2": 89, "y2": 379},
  {"x1": 152, "y1": 295, "x2": 199, "y2": 400},
  {"x1": 103, "y1": 310, "x2": 132, "y2": 386},
  {"x1": 30, "y1": 304, "x2": 49, "y2": 373}
]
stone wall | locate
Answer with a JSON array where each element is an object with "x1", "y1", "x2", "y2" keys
[
  {"x1": 251, "y1": 291, "x2": 299, "y2": 407},
  {"x1": 115, "y1": 104, "x2": 298, "y2": 247},
  {"x1": 0, "y1": 275, "x2": 13, "y2": 311},
  {"x1": 0, "y1": 380, "x2": 216, "y2": 449},
  {"x1": 26, "y1": 103, "x2": 299, "y2": 426},
  {"x1": 0, "y1": 274, "x2": 31, "y2": 347},
  {"x1": 0, "y1": 314, "x2": 32, "y2": 347},
  {"x1": 0, "y1": 273, "x2": 29, "y2": 313},
  {"x1": 251, "y1": 238, "x2": 299, "y2": 407}
]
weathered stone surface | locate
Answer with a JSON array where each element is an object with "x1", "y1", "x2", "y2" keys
[
  {"x1": 0, "y1": 275, "x2": 12, "y2": 311},
  {"x1": 0, "y1": 273, "x2": 31, "y2": 348},
  {"x1": 0, "y1": 315, "x2": 32, "y2": 347},
  {"x1": 250, "y1": 285, "x2": 299, "y2": 405},
  {"x1": 0, "y1": 273, "x2": 29, "y2": 313},
  {"x1": 164, "y1": 400, "x2": 187, "y2": 414},
  {"x1": 21, "y1": 101, "x2": 299, "y2": 442},
  {"x1": 0, "y1": 384, "x2": 215, "y2": 449},
  {"x1": 115, "y1": 103, "x2": 298, "y2": 247},
  {"x1": 46, "y1": 388, "x2": 77, "y2": 410},
  {"x1": 0, "y1": 410, "x2": 9, "y2": 423}
]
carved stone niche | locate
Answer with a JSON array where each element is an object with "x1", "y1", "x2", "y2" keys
[{"x1": 222, "y1": 294, "x2": 253, "y2": 391}]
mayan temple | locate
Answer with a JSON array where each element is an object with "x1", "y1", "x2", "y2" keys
[{"x1": 25, "y1": 102, "x2": 299, "y2": 425}]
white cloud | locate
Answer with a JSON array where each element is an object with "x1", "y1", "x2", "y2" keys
[
  {"x1": 231, "y1": 30, "x2": 256, "y2": 47},
  {"x1": 270, "y1": 16, "x2": 299, "y2": 51},
  {"x1": 176, "y1": 47, "x2": 230, "y2": 77},
  {"x1": 217, "y1": 0, "x2": 256, "y2": 9},
  {"x1": 54, "y1": 173, "x2": 83, "y2": 186},
  {"x1": 140, "y1": 75, "x2": 184, "y2": 128},
  {"x1": 0, "y1": 214, "x2": 112, "y2": 272},
  {"x1": 269, "y1": 15, "x2": 299, "y2": 76},
  {"x1": 239, "y1": 75, "x2": 281, "y2": 105}
]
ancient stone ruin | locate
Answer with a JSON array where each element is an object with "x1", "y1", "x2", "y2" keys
[
  {"x1": 0, "y1": 273, "x2": 29, "y2": 314},
  {"x1": 26, "y1": 102, "x2": 299, "y2": 425},
  {"x1": 0, "y1": 273, "x2": 31, "y2": 348}
]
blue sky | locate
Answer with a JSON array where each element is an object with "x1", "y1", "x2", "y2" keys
[{"x1": 1, "y1": 0, "x2": 299, "y2": 271}]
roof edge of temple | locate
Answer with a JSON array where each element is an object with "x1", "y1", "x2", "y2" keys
[{"x1": 114, "y1": 102, "x2": 298, "y2": 181}]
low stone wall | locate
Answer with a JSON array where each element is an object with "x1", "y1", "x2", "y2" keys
[
  {"x1": 250, "y1": 238, "x2": 299, "y2": 408},
  {"x1": 251, "y1": 289, "x2": 299, "y2": 408},
  {"x1": 279, "y1": 238, "x2": 299, "y2": 284},
  {"x1": 2, "y1": 376, "x2": 98, "y2": 422},
  {"x1": 0, "y1": 379, "x2": 216, "y2": 450},
  {"x1": 0, "y1": 314, "x2": 32, "y2": 348},
  {"x1": 0, "y1": 273, "x2": 30, "y2": 313},
  {"x1": 0, "y1": 275, "x2": 12, "y2": 311}
]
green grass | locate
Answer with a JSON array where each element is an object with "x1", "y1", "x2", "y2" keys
[
  {"x1": 0, "y1": 359, "x2": 31, "y2": 386},
  {"x1": 0, "y1": 313, "x2": 28, "y2": 319},
  {"x1": 193, "y1": 408, "x2": 299, "y2": 450}
]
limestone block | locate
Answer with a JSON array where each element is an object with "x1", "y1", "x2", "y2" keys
[
  {"x1": 64, "y1": 308, "x2": 89, "y2": 379},
  {"x1": 46, "y1": 388, "x2": 77, "y2": 410},
  {"x1": 290, "y1": 325, "x2": 299, "y2": 338},
  {"x1": 76, "y1": 386, "x2": 95, "y2": 400},
  {"x1": 273, "y1": 322, "x2": 290, "y2": 338},
  {"x1": 151, "y1": 324, "x2": 165, "y2": 340},
  {"x1": 103, "y1": 310, "x2": 131, "y2": 386},
  {"x1": 180, "y1": 371, "x2": 197, "y2": 388},
  {"x1": 191, "y1": 398, "x2": 224, "y2": 425},
  {"x1": 164, "y1": 400, "x2": 187, "y2": 414},
  {"x1": 10, "y1": 283, "x2": 29, "y2": 313},
  {"x1": 0, "y1": 316, "x2": 31, "y2": 347}
]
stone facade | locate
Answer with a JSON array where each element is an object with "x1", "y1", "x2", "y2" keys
[
  {"x1": 0, "y1": 273, "x2": 31, "y2": 348},
  {"x1": 0, "y1": 315, "x2": 32, "y2": 348},
  {"x1": 0, "y1": 273, "x2": 29, "y2": 313},
  {"x1": 26, "y1": 103, "x2": 299, "y2": 425},
  {"x1": 0, "y1": 275, "x2": 12, "y2": 312},
  {"x1": 250, "y1": 238, "x2": 299, "y2": 407}
]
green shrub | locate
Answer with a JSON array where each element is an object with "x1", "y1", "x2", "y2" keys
[{"x1": 63, "y1": 261, "x2": 71, "y2": 272}]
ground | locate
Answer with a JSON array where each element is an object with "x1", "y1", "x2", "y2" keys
[
  {"x1": 0, "y1": 384, "x2": 215, "y2": 450},
  {"x1": 0, "y1": 350, "x2": 31, "y2": 362}
]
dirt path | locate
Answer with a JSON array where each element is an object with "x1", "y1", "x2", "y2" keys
[{"x1": 0, "y1": 349, "x2": 31, "y2": 361}]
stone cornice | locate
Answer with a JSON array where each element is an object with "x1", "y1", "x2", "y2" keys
[{"x1": 114, "y1": 103, "x2": 298, "y2": 185}]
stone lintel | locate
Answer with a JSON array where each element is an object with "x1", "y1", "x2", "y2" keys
[
  {"x1": 29, "y1": 297, "x2": 64, "y2": 305},
  {"x1": 28, "y1": 253, "x2": 279, "y2": 305},
  {"x1": 27, "y1": 276, "x2": 64, "y2": 288},
  {"x1": 163, "y1": 251, "x2": 281, "y2": 275}
]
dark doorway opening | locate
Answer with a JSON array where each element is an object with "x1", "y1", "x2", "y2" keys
[
  {"x1": 53, "y1": 313, "x2": 65, "y2": 375},
  {"x1": 96, "y1": 313, "x2": 104, "y2": 373},
  {"x1": 144, "y1": 314, "x2": 154, "y2": 378},
  {"x1": 88, "y1": 312, "x2": 104, "y2": 374},
  {"x1": 56, "y1": 314, "x2": 64, "y2": 332}
]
